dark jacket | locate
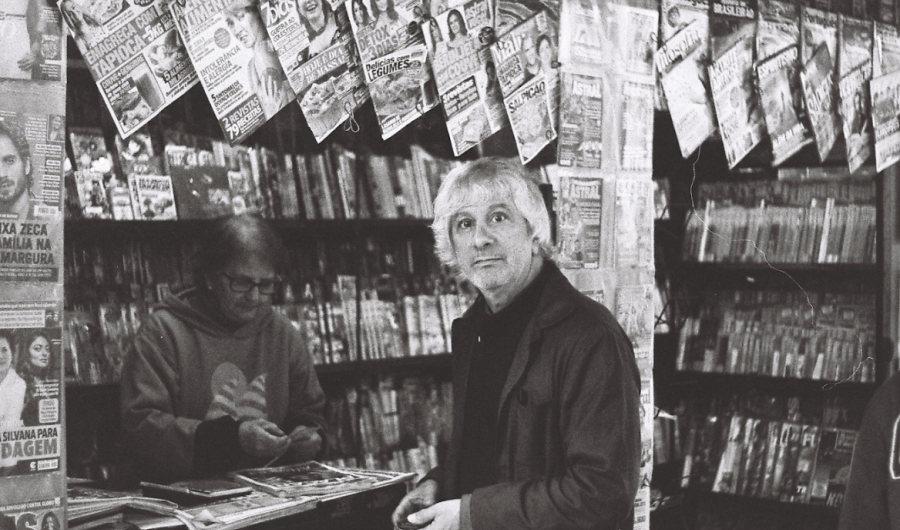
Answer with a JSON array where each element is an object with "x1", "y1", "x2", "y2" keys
[{"x1": 431, "y1": 262, "x2": 642, "y2": 530}]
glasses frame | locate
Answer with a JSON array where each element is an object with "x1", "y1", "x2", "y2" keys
[{"x1": 220, "y1": 272, "x2": 281, "y2": 295}]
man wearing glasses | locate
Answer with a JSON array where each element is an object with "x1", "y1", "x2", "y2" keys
[{"x1": 121, "y1": 214, "x2": 327, "y2": 483}]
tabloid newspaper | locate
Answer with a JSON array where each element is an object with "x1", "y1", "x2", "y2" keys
[
  {"x1": 260, "y1": 0, "x2": 369, "y2": 143},
  {"x1": 427, "y1": 0, "x2": 507, "y2": 156},
  {"x1": 504, "y1": 74, "x2": 556, "y2": 164},
  {"x1": 558, "y1": 70, "x2": 603, "y2": 168},
  {"x1": 558, "y1": 0, "x2": 604, "y2": 67},
  {"x1": 709, "y1": 0, "x2": 764, "y2": 168},
  {"x1": 615, "y1": 179, "x2": 654, "y2": 269},
  {"x1": 874, "y1": 21, "x2": 900, "y2": 76},
  {"x1": 655, "y1": 17, "x2": 716, "y2": 158},
  {"x1": 0, "y1": 0, "x2": 66, "y2": 82},
  {"x1": 169, "y1": 0, "x2": 295, "y2": 144},
  {"x1": 869, "y1": 70, "x2": 900, "y2": 170},
  {"x1": 800, "y1": 44, "x2": 840, "y2": 162},
  {"x1": 346, "y1": 0, "x2": 424, "y2": 64},
  {"x1": 362, "y1": 43, "x2": 438, "y2": 139},
  {"x1": 838, "y1": 60, "x2": 874, "y2": 173},
  {"x1": 800, "y1": 6, "x2": 837, "y2": 64},
  {"x1": 756, "y1": 44, "x2": 814, "y2": 166},
  {"x1": 556, "y1": 176, "x2": 601, "y2": 269},
  {"x1": 0, "y1": 95, "x2": 65, "y2": 282},
  {"x1": 839, "y1": 15, "x2": 873, "y2": 76},
  {"x1": 619, "y1": 79, "x2": 655, "y2": 172},
  {"x1": 58, "y1": 0, "x2": 199, "y2": 138},
  {"x1": 756, "y1": 0, "x2": 799, "y2": 61}
]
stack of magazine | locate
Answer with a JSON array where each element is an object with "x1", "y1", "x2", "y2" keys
[{"x1": 67, "y1": 486, "x2": 193, "y2": 530}]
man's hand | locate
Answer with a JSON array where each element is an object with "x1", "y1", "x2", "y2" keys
[
  {"x1": 286, "y1": 425, "x2": 322, "y2": 462},
  {"x1": 407, "y1": 500, "x2": 461, "y2": 530},
  {"x1": 392, "y1": 479, "x2": 438, "y2": 529},
  {"x1": 238, "y1": 419, "x2": 289, "y2": 458}
]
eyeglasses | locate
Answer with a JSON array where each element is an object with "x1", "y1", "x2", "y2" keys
[{"x1": 221, "y1": 273, "x2": 281, "y2": 295}]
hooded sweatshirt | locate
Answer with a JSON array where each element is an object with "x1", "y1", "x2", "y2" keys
[{"x1": 120, "y1": 288, "x2": 327, "y2": 483}]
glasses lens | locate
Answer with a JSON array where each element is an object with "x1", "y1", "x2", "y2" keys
[
  {"x1": 258, "y1": 281, "x2": 277, "y2": 294},
  {"x1": 230, "y1": 277, "x2": 254, "y2": 292}
]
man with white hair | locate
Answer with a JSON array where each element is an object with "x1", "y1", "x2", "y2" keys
[{"x1": 392, "y1": 158, "x2": 641, "y2": 530}]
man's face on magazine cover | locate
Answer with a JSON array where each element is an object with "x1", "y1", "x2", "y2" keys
[{"x1": 0, "y1": 134, "x2": 29, "y2": 208}]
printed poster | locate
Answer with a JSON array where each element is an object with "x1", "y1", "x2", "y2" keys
[
  {"x1": 169, "y1": 0, "x2": 295, "y2": 144},
  {"x1": 59, "y1": 0, "x2": 199, "y2": 138}
]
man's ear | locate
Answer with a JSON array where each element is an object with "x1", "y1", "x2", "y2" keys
[{"x1": 24, "y1": 158, "x2": 31, "y2": 179}]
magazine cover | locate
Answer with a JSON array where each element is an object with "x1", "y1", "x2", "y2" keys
[
  {"x1": 756, "y1": 44, "x2": 814, "y2": 166},
  {"x1": 260, "y1": 0, "x2": 368, "y2": 143},
  {"x1": 229, "y1": 461, "x2": 411, "y2": 497},
  {"x1": 800, "y1": 6, "x2": 837, "y2": 64},
  {"x1": 166, "y1": 146, "x2": 233, "y2": 219},
  {"x1": 363, "y1": 43, "x2": 438, "y2": 139},
  {"x1": 115, "y1": 129, "x2": 164, "y2": 178},
  {"x1": 615, "y1": 179, "x2": 653, "y2": 268},
  {"x1": 613, "y1": 2, "x2": 657, "y2": 79},
  {"x1": 800, "y1": 44, "x2": 840, "y2": 161},
  {"x1": 504, "y1": 74, "x2": 556, "y2": 163},
  {"x1": 661, "y1": 0, "x2": 709, "y2": 44},
  {"x1": 869, "y1": 70, "x2": 900, "y2": 170},
  {"x1": 558, "y1": 70, "x2": 603, "y2": 168},
  {"x1": 556, "y1": 176, "x2": 601, "y2": 269},
  {"x1": 710, "y1": 0, "x2": 754, "y2": 57},
  {"x1": 874, "y1": 21, "x2": 900, "y2": 76},
  {"x1": 615, "y1": 284, "x2": 654, "y2": 352},
  {"x1": 839, "y1": 15, "x2": 872, "y2": 76},
  {"x1": 489, "y1": 11, "x2": 552, "y2": 97},
  {"x1": 756, "y1": 0, "x2": 799, "y2": 61},
  {"x1": 558, "y1": 0, "x2": 604, "y2": 67},
  {"x1": 58, "y1": 0, "x2": 199, "y2": 138},
  {"x1": 619, "y1": 79, "x2": 655, "y2": 172},
  {"x1": 345, "y1": 0, "x2": 425, "y2": 64},
  {"x1": 656, "y1": 17, "x2": 716, "y2": 158},
  {"x1": 0, "y1": 0, "x2": 66, "y2": 82},
  {"x1": 169, "y1": 0, "x2": 295, "y2": 144},
  {"x1": 128, "y1": 174, "x2": 178, "y2": 220},
  {"x1": 838, "y1": 60, "x2": 873, "y2": 173}
]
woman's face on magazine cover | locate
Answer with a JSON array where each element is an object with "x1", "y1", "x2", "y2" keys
[
  {"x1": 298, "y1": 0, "x2": 325, "y2": 24},
  {"x1": 352, "y1": 0, "x2": 367, "y2": 25},
  {"x1": 538, "y1": 37, "x2": 552, "y2": 68},
  {"x1": 0, "y1": 338, "x2": 12, "y2": 380},
  {"x1": 28, "y1": 336, "x2": 51, "y2": 370},
  {"x1": 375, "y1": 0, "x2": 389, "y2": 12},
  {"x1": 226, "y1": 8, "x2": 263, "y2": 48},
  {"x1": 448, "y1": 12, "x2": 463, "y2": 36}
]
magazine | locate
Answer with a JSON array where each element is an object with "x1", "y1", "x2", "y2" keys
[
  {"x1": 613, "y1": 2, "x2": 657, "y2": 80},
  {"x1": 615, "y1": 284, "x2": 655, "y2": 351},
  {"x1": 128, "y1": 174, "x2": 178, "y2": 220},
  {"x1": 874, "y1": 21, "x2": 900, "y2": 76},
  {"x1": 558, "y1": 0, "x2": 604, "y2": 67},
  {"x1": 615, "y1": 179, "x2": 653, "y2": 268},
  {"x1": 756, "y1": 44, "x2": 814, "y2": 166},
  {"x1": 363, "y1": 43, "x2": 438, "y2": 139},
  {"x1": 0, "y1": 0, "x2": 66, "y2": 82},
  {"x1": 800, "y1": 6, "x2": 837, "y2": 64},
  {"x1": 504, "y1": 74, "x2": 556, "y2": 163},
  {"x1": 169, "y1": 0, "x2": 295, "y2": 144},
  {"x1": 557, "y1": 69, "x2": 603, "y2": 168},
  {"x1": 165, "y1": 146, "x2": 232, "y2": 219},
  {"x1": 556, "y1": 176, "x2": 601, "y2": 269},
  {"x1": 656, "y1": 17, "x2": 716, "y2": 158},
  {"x1": 660, "y1": 0, "x2": 708, "y2": 44},
  {"x1": 869, "y1": 70, "x2": 900, "y2": 170},
  {"x1": 710, "y1": 0, "x2": 754, "y2": 57},
  {"x1": 180, "y1": 490, "x2": 315, "y2": 530},
  {"x1": 800, "y1": 44, "x2": 840, "y2": 162},
  {"x1": 58, "y1": 0, "x2": 199, "y2": 138},
  {"x1": 756, "y1": 0, "x2": 799, "y2": 61},
  {"x1": 619, "y1": 79, "x2": 655, "y2": 172},
  {"x1": 228, "y1": 461, "x2": 413, "y2": 498},
  {"x1": 838, "y1": 60, "x2": 874, "y2": 174},
  {"x1": 839, "y1": 15, "x2": 872, "y2": 76},
  {"x1": 345, "y1": 0, "x2": 425, "y2": 64},
  {"x1": 489, "y1": 11, "x2": 555, "y2": 99}
]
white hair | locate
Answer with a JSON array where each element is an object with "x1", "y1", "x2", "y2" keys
[{"x1": 431, "y1": 157, "x2": 553, "y2": 273}]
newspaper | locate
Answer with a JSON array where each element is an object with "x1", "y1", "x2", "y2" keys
[
  {"x1": 869, "y1": 70, "x2": 900, "y2": 170},
  {"x1": 800, "y1": 44, "x2": 840, "y2": 162},
  {"x1": 558, "y1": 0, "x2": 604, "y2": 67},
  {"x1": 169, "y1": 0, "x2": 295, "y2": 144},
  {"x1": 346, "y1": 0, "x2": 425, "y2": 63},
  {"x1": 656, "y1": 17, "x2": 715, "y2": 158},
  {"x1": 709, "y1": 0, "x2": 764, "y2": 168},
  {"x1": 556, "y1": 176, "x2": 601, "y2": 269},
  {"x1": 427, "y1": 0, "x2": 506, "y2": 155},
  {"x1": 619, "y1": 79, "x2": 655, "y2": 172},
  {"x1": 838, "y1": 60, "x2": 873, "y2": 174},
  {"x1": 260, "y1": 0, "x2": 368, "y2": 143},
  {"x1": 362, "y1": 43, "x2": 438, "y2": 139},
  {"x1": 801, "y1": 6, "x2": 837, "y2": 64},
  {"x1": 0, "y1": 0, "x2": 66, "y2": 82},
  {"x1": 874, "y1": 21, "x2": 900, "y2": 76},
  {"x1": 756, "y1": 0, "x2": 799, "y2": 61},
  {"x1": 839, "y1": 15, "x2": 872, "y2": 76},
  {"x1": 504, "y1": 74, "x2": 556, "y2": 163},
  {"x1": 558, "y1": 69, "x2": 603, "y2": 168},
  {"x1": 59, "y1": 0, "x2": 199, "y2": 138},
  {"x1": 756, "y1": 44, "x2": 814, "y2": 166}
]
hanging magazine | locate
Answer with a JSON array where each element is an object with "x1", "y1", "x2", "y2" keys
[
  {"x1": 0, "y1": 0, "x2": 66, "y2": 82},
  {"x1": 363, "y1": 43, "x2": 438, "y2": 139},
  {"x1": 756, "y1": 0, "x2": 799, "y2": 61},
  {"x1": 800, "y1": 44, "x2": 840, "y2": 161},
  {"x1": 838, "y1": 60, "x2": 873, "y2": 173},
  {"x1": 555, "y1": 176, "x2": 601, "y2": 269},
  {"x1": 559, "y1": 0, "x2": 604, "y2": 67},
  {"x1": 346, "y1": 0, "x2": 425, "y2": 64},
  {"x1": 709, "y1": 0, "x2": 764, "y2": 168},
  {"x1": 619, "y1": 79, "x2": 655, "y2": 172},
  {"x1": 260, "y1": 0, "x2": 369, "y2": 143},
  {"x1": 504, "y1": 74, "x2": 556, "y2": 164},
  {"x1": 58, "y1": 0, "x2": 199, "y2": 138},
  {"x1": 800, "y1": 7, "x2": 837, "y2": 64},
  {"x1": 612, "y1": 2, "x2": 657, "y2": 80},
  {"x1": 428, "y1": 0, "x2": 506, "y2": 156},
  {"x1": 169, "y1": 0, "x2": 295, "y2": 144},
  {"x1": 756, "y1": 44, "x2": 814, "y2": 165},
  {"x1": 558, "y1": 70, "x2": 603, "y2": 168},
  {"x1": 869, "y1": 70, "x2": 900, "y2": 170},
  {"x1": 873, "y1": 21, "x2": 900, "y2": 76},
  {"x1": 838, "y1": 15, "x2": 872, "y2": 76},
  {"x1": 661, "y1": 0, "x2": 709, "y2": 44},
  {"x1": 615, "y1": 179, "x2": 653, "y2": 269},
  {"x1": 656, "y1": 17, "x2": 716, "y2": 158}
]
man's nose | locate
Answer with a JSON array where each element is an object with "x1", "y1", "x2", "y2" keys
[{"x1": 473, "y1": 222, "x2": 494, "y2": 247}]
